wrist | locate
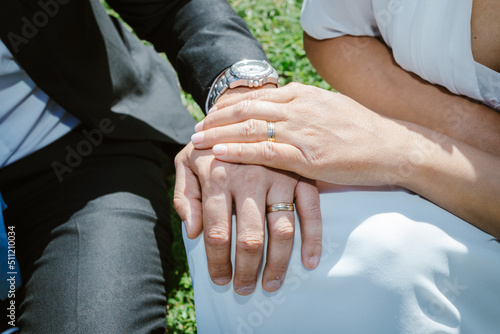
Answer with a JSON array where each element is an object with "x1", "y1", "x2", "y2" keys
[
  {"x1": 381, "y1": 120, "x2": 427, "y2": 188},
  {"x1": 217, "y1": 83, "x2": 277, "y2": 103},
  {"x1": 205, "y1": 59, "x2": 279, "y2": 112}
]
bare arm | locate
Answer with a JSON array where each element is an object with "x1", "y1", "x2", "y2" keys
[
  {"x1": 303, "y1": 34, "x2": 500, "y2": 157},
  {"x1": 188, "y1": 33, "x2": 500, "y2": 239},
  {"x1": 194, "y1": 82, "x2": 500, "y2": 238},
  {"x1": 300, "y1": 34, "x2": 500, "y2": 237},
  {"x1": 393, "y1": 117, "x2": 500, "y2": 238},
  {"x1": 302, "y1": 34, "x2": 500, "y2": 236}
]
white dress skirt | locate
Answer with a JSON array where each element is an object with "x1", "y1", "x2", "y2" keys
[
  {"x1": 184, "y1": 0, "x2": 500, "y2": 332},
  {"x1": 183, "y1": 184, "x2": 500, "y2": 334}
]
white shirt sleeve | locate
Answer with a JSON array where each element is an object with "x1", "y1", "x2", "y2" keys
[{"x1": 300, "y1": 0, "x2": 380, "y2": 40}]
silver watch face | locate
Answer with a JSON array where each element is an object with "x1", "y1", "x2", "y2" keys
[{"x1": 230, "y1": 60, "x2": 273, "y2": 79}]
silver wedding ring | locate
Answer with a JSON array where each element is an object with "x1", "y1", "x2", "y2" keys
[
  {"x1": 267, "y1": 121, "x2": 276, "y2": 142},
  {"x1": 266, "y1": 202, "x2": 294, "y2": 214}
]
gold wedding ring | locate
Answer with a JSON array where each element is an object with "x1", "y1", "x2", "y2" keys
[
  {"x1": 266, "y1": 202, "x2": 295, "y2": 214},
  {"x1": 267, "y1": 121, "x2": 276, "y2": 142}
]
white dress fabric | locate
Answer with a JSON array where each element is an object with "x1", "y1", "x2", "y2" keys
[
  {"x1": 301, "y1": 0, "x2": 499, "y2": 111},
  {"x1": 183, "y1": 1, "x2": 500, "y2": 333}
]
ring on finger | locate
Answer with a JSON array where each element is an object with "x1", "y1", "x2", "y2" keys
[
  {"x1": 267, "y1": 121, "x2": 276, "y2": 142},
  {"x1": 266, "y1": 202, "x2": 294, "y2": 214}
]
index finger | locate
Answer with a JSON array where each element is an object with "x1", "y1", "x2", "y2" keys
[
  {"x1": 200, "y1": 100, "x2": 285, "y2": 133},
  {"x1": 212, "y1": 83, "x2": 296, "y2": 112},
  {"x1": 199, "y1": 83, "x2": 302, "y2": 131}
]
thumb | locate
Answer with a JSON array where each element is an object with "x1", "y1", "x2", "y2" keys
[{"x1": 173, "y1": 158, "x2": 203, "y2": 239}]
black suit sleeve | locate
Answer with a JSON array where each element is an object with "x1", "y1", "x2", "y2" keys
[{"x1": 106, "y1": 0, "x2": 268, "y2": 110}]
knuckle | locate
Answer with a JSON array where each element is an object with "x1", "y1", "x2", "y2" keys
[
  {"x1": 309, "y1": 236, "x2": 323, "y2": 247},
  {"x1": 241, "y1": 119, "x2": 259, "y2": 139},
  {"x1": 226, "y1": 165, "x2": 266, "y2": 191},
  {"x1": 276, "y1": 108, "x2": 287, "y2": 121},
  {"x1": 237, "y1": 274, "x2": 258, "y2": 287},
  {"x1": 242, "y1": 165, "x2": 264, "y2": 182},
  {"x1": 209, "y1": 166, "x2": 230, "y2": 188},
  {"x1": 232, "y1": 144, "x2": 246, "y2": 159},
  {"x1": 309, "y1": 200, "x2": 322, "y2": 219},
  {"x1": 287, "y1": 82, "x2": 302, "y2": 89},
  {"x1": 286, "y1": 82, "x2": 307, "y2": 97},
  {"x1": 299, "y1": 190, "x2": 322, "y2": 217},
  {"x1": 302, "y1": 146, "x2": 324, "y2": 166},
  {"x1": 306, "y1": 230, "x2": 323, "y2": 245},
  {"x1": 207, "y1": 262, "x2": 229, "y2": 276},
  {"x1": 270, "y1": 220, "x2": 295, "y2": 241},
  {"x1": 237, "y1": 233, "x2": 265, "y2": 254},
  {"x1": 267, "y1": 262, "x2": 289, "y2": 274},
  {"x1": 234, "y1": 100, "x2": 252, "y2": 119},
  {"x1": 263, "y1": 141, "x2": 278, "y2": 162},
  {"x1": 203, "y1": 115, "x2": 213, "y2": 129},
  {"x1": 305, "y1": 230, "x2": 323, "y2": 246},
  {"x1": 302, "y1": 87, "x2": 317, "y2": 100},
  {"x1": 174, "y1": 155, "x2": 183, "y2": 169},
  {"x1": 248, "y1": 88, "x2": 267, "y2": 100},
  {"x1": 205, "y1": 227, "x2": 231, "y2": 249},
  {"x1": 172, "y1": 196, "x2": 184, "y2": 213}
]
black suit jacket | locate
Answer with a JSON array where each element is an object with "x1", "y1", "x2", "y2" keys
[{"x1": 0, "y1": 0, "x2": 268, "y2": 148}]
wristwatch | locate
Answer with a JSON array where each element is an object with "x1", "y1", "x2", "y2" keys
[{"x1": 205, "y1": 59, "x2": 279, "y2": 112}]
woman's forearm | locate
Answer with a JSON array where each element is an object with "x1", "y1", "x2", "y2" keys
[
  {"x1": 304, "y1": 34, "x2": 500, "y2": 157},
  {"x1": 304, "y1": 33, "x2": 500, "y2": 237},
  {"x1": 389, "y1": 118, "x2": 500, "y2": 238}
]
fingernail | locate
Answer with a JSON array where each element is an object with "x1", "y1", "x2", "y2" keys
[
  {"x1": 235, "y1": 285, "x2": 255, "y2": 295},
  {"x1": 265, "y1": 279, "x2": 281, "y2": 291},
  {"x1": 194, "y1": 120, "x2": 204, "y2": 132},
  {"x1": 213, "y1": 277, "x2": 231, "y2": 286},
  {"x1": 213, "y1": 144, "x2": 227, "y2": 155},
  {"x1": 191, "y1": 132, "x2": 204, "y2": 144},
  {"x1": 208, "y1": 106, "x2": 217, "y2": 114},
  {"x1": 308, "y1": 255, "x2": 319, "y2": 268}
]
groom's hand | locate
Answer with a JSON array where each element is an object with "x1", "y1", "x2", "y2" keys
[
  {"x1": 174, "y1": 142, "x2": 322, "y2": 295},
  {"x1": 174, "y1": 85, "x2": 321, "y2": 294}
]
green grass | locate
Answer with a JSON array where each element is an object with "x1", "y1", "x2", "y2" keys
[
  {"x1": 103, "y1": 1, "x2": 329, "y2": 332},
  {"x1": 231, "y1": 0, "x2": 329, "y2": 88}
]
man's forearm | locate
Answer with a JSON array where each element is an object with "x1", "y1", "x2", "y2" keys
[
  {"x1": 108, "y1": 0, "x2": 268, "y2": 107},
  {"x1": 304, "y1": 34, "x2": 500, "y2": 157}
]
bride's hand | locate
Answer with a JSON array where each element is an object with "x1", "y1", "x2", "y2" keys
[{"x1": 191, "y1": 83, "x2": 408, "y2": 186}]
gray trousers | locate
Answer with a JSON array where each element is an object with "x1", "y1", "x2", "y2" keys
[{"x1": 0, "y1": 126, "x2": 175, "y2": 333}]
